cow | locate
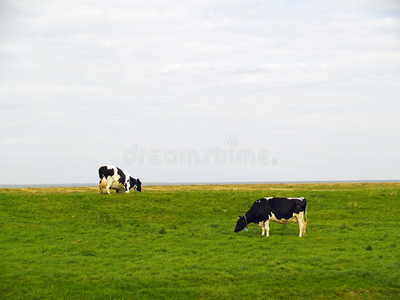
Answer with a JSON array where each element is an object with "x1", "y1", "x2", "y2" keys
[
  {"x1": 98, "y1": 165, "x2": 142, "y2": 194},
  {"x1": 234, "y1": 197, "x2": 307, "y2": 237}
]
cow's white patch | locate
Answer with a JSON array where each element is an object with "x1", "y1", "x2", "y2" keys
[
  {"x1": 99, "y1": 177, "x2": 107, "y2": 189},
  {"x1": 124, "y1": 171, "x2": 131, "y2": 192},
  {"x1": 260, "y1": 211, "x2": 307, "y2": 237},
  {"x1": 269, "y1": 212, "x2": 299, "y2": 224}
]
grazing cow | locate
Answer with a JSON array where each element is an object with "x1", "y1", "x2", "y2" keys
[
  {"x1": 98, "y1": 165, "x2": 142, "y2": 194},
  {"x1": 234, "y1": 197, "x2": 307, "y2": 237}
]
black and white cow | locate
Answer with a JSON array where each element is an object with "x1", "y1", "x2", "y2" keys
[
  {"x1": 234, "y1": 197, "x2": 307, "y2": 237},
  {"x1": 98, "y1": 165, "x2": 142, "y2": 194}
]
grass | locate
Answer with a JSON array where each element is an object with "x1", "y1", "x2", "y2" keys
[{"x1": 0, "y1": 182, "x2": 399, "y2": 299}]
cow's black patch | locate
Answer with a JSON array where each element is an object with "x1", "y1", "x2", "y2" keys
[
  {"x1": 267, "y1": 198, "x2": 302, "y2": 219},
  {"x1": 98, "y1": 166, "x2": 115, "y2": 178},
  {"x1": 116, "y1": 167, "x2": 126, "y2": 185}
]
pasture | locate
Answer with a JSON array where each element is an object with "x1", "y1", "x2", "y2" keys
[{"x1": 1, "y1": 183, "x2": 399, "y2": 299}]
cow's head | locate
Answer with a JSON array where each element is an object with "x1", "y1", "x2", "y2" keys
[
  {"x1": 136, "y1": 178, "x2": 142, "y2": 192},
  {"x1": 129, "y1": 177, "x2": 142, "y2": 192},
  {"x1": 234, "y1": 215, "x2": 247, "y2": 232}
]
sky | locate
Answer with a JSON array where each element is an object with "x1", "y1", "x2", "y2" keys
[{"x1": 1, "y1": 0, "x2": 399, "y2": 185}]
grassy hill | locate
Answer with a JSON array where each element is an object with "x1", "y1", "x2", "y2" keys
[{"x1": 1, "y1": 183, "x2": 399, "y2": 299}]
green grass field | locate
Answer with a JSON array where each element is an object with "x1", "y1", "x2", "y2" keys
[{"x1": 1, "y1": 183, "x2": 399, "y2": 299}]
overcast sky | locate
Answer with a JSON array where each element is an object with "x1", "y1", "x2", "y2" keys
[{"x1": 1, "y1": 0, "x2": 399, "y2": 185}]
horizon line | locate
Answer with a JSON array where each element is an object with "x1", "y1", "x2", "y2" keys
[{"x1": 1, "y1": 179, "x2": 400, "y2": 189}]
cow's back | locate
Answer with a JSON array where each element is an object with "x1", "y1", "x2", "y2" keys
[{"x1": 268, "y1": 197, "x2": 306, "y2": 219}]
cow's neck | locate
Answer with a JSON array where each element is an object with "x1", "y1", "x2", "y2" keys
[{"x1": 245, "y1": 209, "x2": 263, "y2": 224}]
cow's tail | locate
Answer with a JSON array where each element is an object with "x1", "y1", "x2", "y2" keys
[{"x1": 304, "y1": 201, "x2": 308, "y2": 227}]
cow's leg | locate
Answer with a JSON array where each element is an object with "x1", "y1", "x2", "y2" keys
[
  {"x1": 297, "y1": 212, "x2": 305, "y2": 237},
  {"x1": 99, "y1": 180, "x2": 103, "y2": 194},
  {"x1": 106, "y1": 177, "x2": 113, "y2": 194},
  {"x1": 264, "y1": 220, "x2": 270, "y2": 237},
  {"x1": 302, "y1": 211, "x2": 307, "y2": 236},
  {"x1": 259, "y1": 222, "x2": 265, "y2": 236}
]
